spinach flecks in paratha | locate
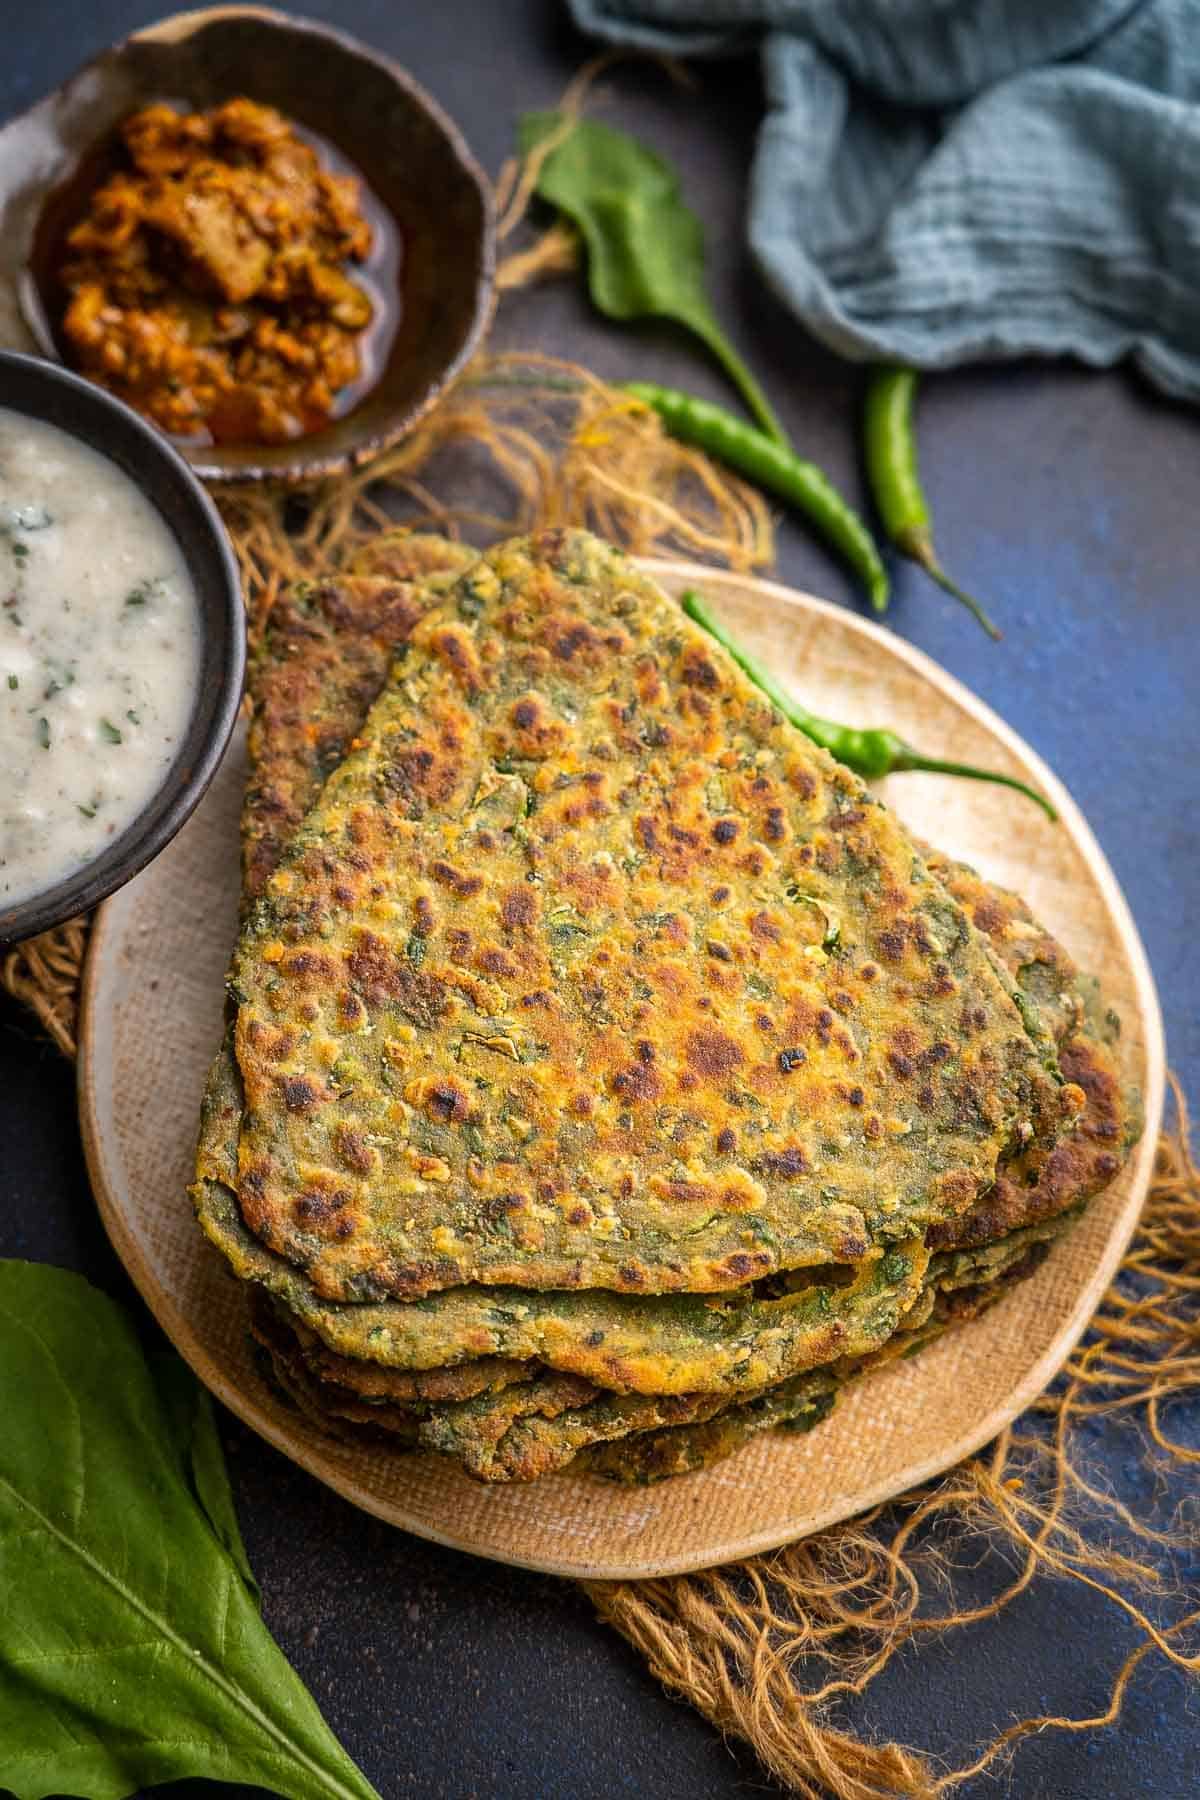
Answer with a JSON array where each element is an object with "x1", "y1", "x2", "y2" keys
[{"x1": 228, "y1": 531, "x2": 1072, "y2": 1301}]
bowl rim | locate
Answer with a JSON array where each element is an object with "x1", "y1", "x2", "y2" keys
[
  {"x1": 17, "y1": 4, "x2": 497, "y2": 485},
  {"x1": 0, "y1": 348, "x2": 245, "y2": 946}
]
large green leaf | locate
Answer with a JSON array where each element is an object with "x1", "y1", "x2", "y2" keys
[
  {"x1": 0, "y1": 1261, "x2": 380, "y2": 1800},
  {"x1": 519, "y1": 112, "x2": 786, "y2": 445},
  {"x1": 148, "y1": 1350, "x2": 261, "y2": 1606}
]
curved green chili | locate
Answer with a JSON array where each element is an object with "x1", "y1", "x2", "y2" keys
[
  {"x1": 680, "y1": 590, "x2": 1056, "y2": 821},
  {"x1": 864, "y1": 366, "x2": 1001, "y2": 641},
  {"x1": 624, "y1": 382, "x2": 890, "y2": 616}
]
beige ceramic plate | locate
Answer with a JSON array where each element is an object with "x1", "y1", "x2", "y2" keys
[{"x1": 77, "y1": 561, "x2": 1164, "y2": 1579}]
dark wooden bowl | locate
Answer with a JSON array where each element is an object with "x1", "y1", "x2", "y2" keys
[
  {"x1": 0, "y1": 351, "x2": 244, "y2": 945},
  {"x1": 0, "y1": 7, "x2": 495, "y2": 482}
]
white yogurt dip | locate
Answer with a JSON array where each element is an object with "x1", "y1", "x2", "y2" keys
[{"x1": 0, "y1": 407, "x2": 201, "y2": 906}]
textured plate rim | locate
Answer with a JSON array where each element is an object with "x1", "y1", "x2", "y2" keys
[{"x1": 76, "y1": 559, "x2": 1165, "y2": 1578}]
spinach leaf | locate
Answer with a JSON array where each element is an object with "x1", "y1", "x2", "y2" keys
[
  {"x1": 0, "y1": 1261, "x2": 380, "y2": 1800},
  {"x1": 519, "y1": 112, "x2": 786, "y2": 445},
  {"x1": 149, "y1": 1349, "x2": 261, "y2": 1604}
]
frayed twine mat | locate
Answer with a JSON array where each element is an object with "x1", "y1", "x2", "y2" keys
[{"x1": 4, "y1": 350, "x2": 1200, "y2": 1798}]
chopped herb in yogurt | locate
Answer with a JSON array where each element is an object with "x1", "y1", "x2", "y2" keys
[{"x1": 0, "y1": 409, "x2": 200, "y2": 905}]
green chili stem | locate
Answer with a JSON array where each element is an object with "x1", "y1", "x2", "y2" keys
[
  {"x1": 882, "y1": 746, "x2": 1058, "y2": 819},
  {"x1": 687, "y1": 321, "x2": 788, "y2": 447},
  {"x1": 680, "y1": 589, "x2": 1056, "y2": 821},
  {"x1": 626, "y1": 383, "x2": 890, "y2": 615},
  {"x1": 902, "y1": 527, "x2": 1002, "y2": 641},
  {"x1": 864, "y1": 365, "x2": 1001, "y2": 640}
]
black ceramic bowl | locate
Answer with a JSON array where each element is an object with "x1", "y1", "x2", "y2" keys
[
  {"x1": 0, "y1": 350, "x2": 244, "y2": 945},
  {"x1": 0, "y1": 6, "x2": 495, "y2": 483}
]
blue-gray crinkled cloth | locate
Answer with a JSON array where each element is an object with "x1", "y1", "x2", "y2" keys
[{"x1": 567, "y1": 1, "x2": 1200, "y2": 400}]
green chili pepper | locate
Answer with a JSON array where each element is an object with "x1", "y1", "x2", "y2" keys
[
  {"x1": 625, "y1": 382, "x2": 890, "y2": 616},
  {"x1": 864, "y1": 365, "x2": 1001, "y2": 640},
  {"x1": 520, "y1": 114, "x2": 787, "y2": 445},
  {"x1": 680, "y1": 590, "x2": 1056, "y2": 821}
]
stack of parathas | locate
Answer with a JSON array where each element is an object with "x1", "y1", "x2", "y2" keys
[{"x1": 192, "y1": 530, "x2": 1139, "y2": 1484}]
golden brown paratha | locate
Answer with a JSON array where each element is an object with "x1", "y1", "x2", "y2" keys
[
  {"x1": 254, "y1": 1209, "x2": 1077, "y2": 1483},
  {"x1": 195, "y1": 533, "x2": 1104, "y2": 1408},
  {"x1": 247, "y1": 961, "x2": 1127, "y2": 1485},
  {"x1": 223, "y1": 530, "x2": 1073, "y2": 1303},
  {"x1": 579, "y1": 1249, "x2": 1044, "y2": 1486},
  {"x1": 243, "y1": 535, "x2": 474, "y2": 901},
  {"x1": 189, "y1": 527, "x2": 1138, "y2": 1485}
]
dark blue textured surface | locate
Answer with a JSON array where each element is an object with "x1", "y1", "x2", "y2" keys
[{"x1": 0, "y1": 5, "x2": 1196, "y2": 1798}]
